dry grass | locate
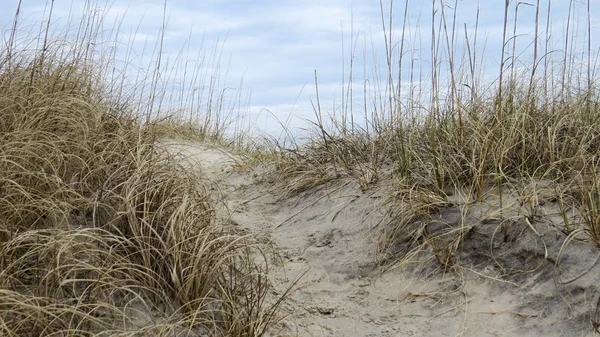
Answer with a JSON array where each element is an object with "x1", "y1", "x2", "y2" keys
[
  {"x1": 3, "y1": 0, "x2": 600, "y2": 334},
  {"x1": 261, "y1": 0, "x2": 600, "y2": 272},
  {"x1": 0, "y1": 3, "x2": 283, "y2": 336}
]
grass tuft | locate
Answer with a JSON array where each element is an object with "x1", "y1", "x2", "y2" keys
[
  {"x1": 0, "y1": 2, "x2": 283, "y2": 336},
  {"x1": 262, "y1": 0, "x2": 600, "y2": 272}
]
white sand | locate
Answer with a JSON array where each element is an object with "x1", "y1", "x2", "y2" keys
[{"x1": 165, "y1": 140, "x2": 599, "y2": 337}]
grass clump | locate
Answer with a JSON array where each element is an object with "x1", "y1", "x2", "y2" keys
[
  {"x1": 0, "y1": 4, "x2": 281, "y2": 336},
  {"x1": 262, "y1": 0, "x2": 600, "y2": 273}
]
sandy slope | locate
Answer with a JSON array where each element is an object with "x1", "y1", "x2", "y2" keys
[{"x1": 165, "y1": 140, "x2": 600, "y2": 337}]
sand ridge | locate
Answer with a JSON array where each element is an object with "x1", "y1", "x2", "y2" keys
[{"x1": 165, "y1": 140, "x2": 600, "y2": 337}]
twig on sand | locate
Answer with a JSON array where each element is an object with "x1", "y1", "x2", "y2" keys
[{"x1": 478, "y1": 310, "x2": 538, "y2": 318}]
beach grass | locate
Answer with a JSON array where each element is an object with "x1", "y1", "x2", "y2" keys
[
  {"x1": 2, "y1": 0, "x2": 600, "y2": 335},
  {"x1": 0, "y1": 1, "x2": 283, "y2": 336},
  {"x1": 261, "y1": 0, "x2": 600, "y2": 271}
]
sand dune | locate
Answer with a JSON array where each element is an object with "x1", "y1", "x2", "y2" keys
[{"x1": 163, "y1": 140, "x2": 599, "y2": 337}]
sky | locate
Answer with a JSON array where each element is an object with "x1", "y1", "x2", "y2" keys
[{"x1": 1, "y1": 0, "x2": 599, "y2": 137}]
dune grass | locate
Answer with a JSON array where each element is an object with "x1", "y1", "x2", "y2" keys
[
  {"x1": 0, "y1": 2, "x2": 283, "y2": 336},
  {"x1": 3, "y1": 0, "x2": 600, "y2": 335},
  {"x1": 261, "y1": 0, "x2": 600, "y2": 271}
]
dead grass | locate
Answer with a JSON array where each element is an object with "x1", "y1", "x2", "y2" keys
[
  {"x1": 260, "y1": 0, "x2": 600, "y2": 274},
  {"x1": 0, "y1": 2, "x2": 283, "y2": 336},
  {"x1": 3, "y1": 0, "x2": 599, "y2": 334}
]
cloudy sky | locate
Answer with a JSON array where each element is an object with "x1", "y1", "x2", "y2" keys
[{"x1": 1, "y1": 0, "x2": 598, "y2": 136}]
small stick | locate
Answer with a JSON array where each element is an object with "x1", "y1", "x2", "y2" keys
[{"x1": 478, "y1": 310, "x2": 538, "y2": 318}]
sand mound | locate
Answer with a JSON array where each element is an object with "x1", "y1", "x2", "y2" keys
[{"x1": 167, "y1": 140, "x2": 600, "y2": 337}]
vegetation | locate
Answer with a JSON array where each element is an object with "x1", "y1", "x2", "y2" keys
[
  {"x1": 262, "y1": 0, "x2": 600, "y2": 271},
  {"x1": 0, "y1": 2, "x2": 281, "y2": 336},
  {"x1": 2, "y1": 0, "x2": 600, "y2": 335}
]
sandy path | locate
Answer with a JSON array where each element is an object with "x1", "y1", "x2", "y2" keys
[{"x1": 164, "y1": 140, "x2": 599, "y2": 337}]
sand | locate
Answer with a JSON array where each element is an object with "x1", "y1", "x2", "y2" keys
[{"x1": 163, "y1": 140, "x2": 600, "y2": 337}]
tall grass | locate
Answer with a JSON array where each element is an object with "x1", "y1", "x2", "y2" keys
[
  {"x1": 0, "y1": 1, "x2": 282, "y2": 336},
  {"x1": 264, "y1": 0, "x2": 600, "y2": 269}
]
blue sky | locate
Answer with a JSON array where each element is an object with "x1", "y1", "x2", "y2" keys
[{"x1": 1, "y1": 0, "x2": 599, "y2": 136}]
